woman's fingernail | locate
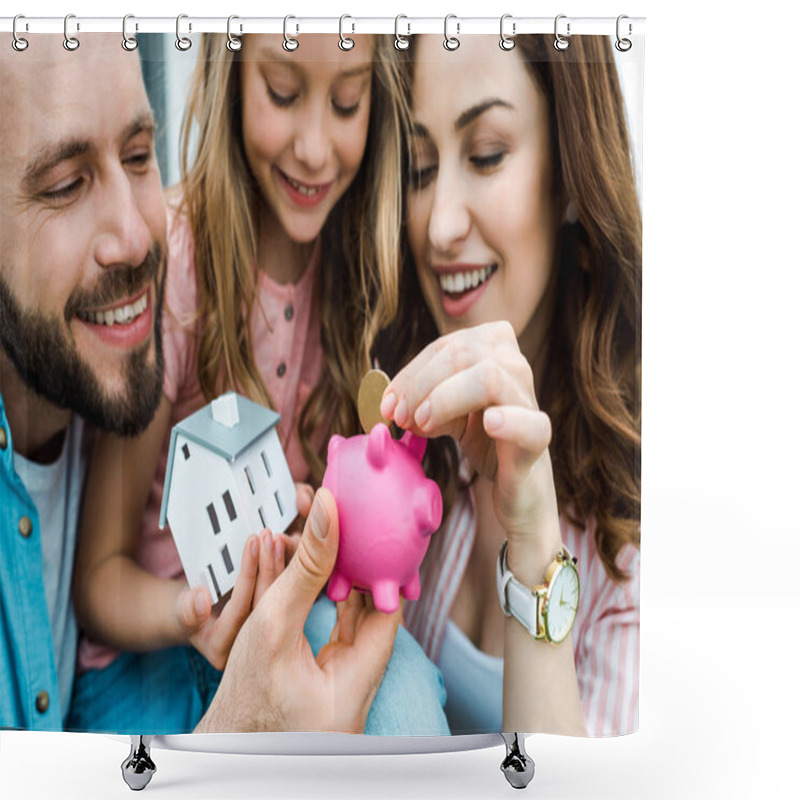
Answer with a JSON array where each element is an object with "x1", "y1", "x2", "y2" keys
[
  {"x1": 484, "y1": 408, "x2": 504, "y2": 433},
  {"x1": 394, "y1": 396, "x2": 409, "y2": 427},
  {"x1": 194, "y1": 591, "x2": 206, "y2": 616},
  {"x1": 310, "y1": 496, "x2": 329, "y2": 540},
  {"x1": 415, "y1": 400, "x2": 431, "y2": 429},
  {"x1": 250, "y1": 536, "x2": 259, "y2": 557},
  {"x1": 380, "y1": 391, "x2": 397, "y2": 419}
]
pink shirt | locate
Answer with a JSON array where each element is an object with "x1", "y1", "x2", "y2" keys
[
  {"x1": 405, "y1": 477, "x2": 640, "y2": 737},
  {"x1": 79, "y1": 204, "x2": 324, "y2": 670}
]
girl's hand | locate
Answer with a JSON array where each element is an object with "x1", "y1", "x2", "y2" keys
[
  {"x1": 175, "y1": 532, "x2": 281, "y2": 670},
  {"x1": 379, "y1": 322, "x2": 556, "y2": 544}
]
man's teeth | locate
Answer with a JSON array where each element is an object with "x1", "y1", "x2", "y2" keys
[
  {"x1": 286, "y1": 174, "x2": 321, "y2": 197},
  {"x1": 439, "y1": 266, "x2": 494, "y2": 294},
  {"x1": 78, "y1": 294, "x2": 148, "y2": 326}
]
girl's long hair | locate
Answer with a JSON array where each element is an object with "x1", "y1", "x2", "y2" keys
[
  {"x1": 380, "y1": 35, "x2": 641, "y2": 582},
  {"x1": 179, "y1": 35, "x2": 409, "y2": 484}
]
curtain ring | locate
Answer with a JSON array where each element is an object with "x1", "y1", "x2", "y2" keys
[
  {"x1": 175, "y1": 14, "x2": 192, "y2": 51},
  {"x1": 339, "y1": 14, "x2": 355, "y2": 51},
  {"x1": 283, "y1": 15, "x2": 299, "y2": 52},
  {"x1": 615, "y1": 15, "x2": 632, "y2": 52},
  {"x1": 554, "y1": 14, "x2": 570, "y2": 51},
  {"x1": 227, "y1": 15, "x2": 242, "y2": 52},
  {"x1": 443, "y1": 14, "x2": 460, "y2": 51},
  {"x1": 12, "y1": 15, "x2": 29, "y2": 52},
  {"x1": 394, "y1": 15, "x2": 410, "y2": 51},
  {"x1": 63, "y1": 14, "x2": 80, "y2": 51},
  {"x1": 122, "y1": 14, "x2": 138, "y2": 51},
  {"x1": 499, "y1": 14, "x2": 515, "y2": 51}
]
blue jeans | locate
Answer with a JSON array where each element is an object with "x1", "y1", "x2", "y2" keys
[{"x1": 66, "y1": 597, "x2": 449, "y2": 735}]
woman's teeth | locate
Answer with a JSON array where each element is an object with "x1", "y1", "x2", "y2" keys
[
  {"x1": 78, "y1": 294, "x2": 148, "y2": 326},
  {"x1": 285, "y1": 174, "x2": 321, "y2": 197},
  {"x1": 438, "y1": 266, "x2": 495, "y2": 294}
]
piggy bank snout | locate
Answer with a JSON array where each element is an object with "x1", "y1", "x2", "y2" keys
[{"x1": 414, "y1": 479, "x2": 443, "y2": 535}]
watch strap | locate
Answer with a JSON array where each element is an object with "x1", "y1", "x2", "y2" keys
[{"x1": 496, "y1": 540, "x2": 541, "y2": 638}]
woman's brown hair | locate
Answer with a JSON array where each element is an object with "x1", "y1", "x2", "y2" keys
[
  {"x1": 380, "y1": 35, "x2": 641, "y2": 582},
  {"x1": 178, "y1": 35, "x2": 409, "y2": 484}
]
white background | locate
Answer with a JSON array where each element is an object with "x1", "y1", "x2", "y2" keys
[{"x1": 2, "y1": 0, "x2": 799, "y2": 798}]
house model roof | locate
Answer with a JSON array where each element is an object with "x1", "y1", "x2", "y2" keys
[{"x1": 159, "y1": 392, "x2": 281, "y2": 529}]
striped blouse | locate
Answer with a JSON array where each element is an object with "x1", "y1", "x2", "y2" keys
[{"x1": 405, "y1": 483, "x2": 640, "y2": 737}]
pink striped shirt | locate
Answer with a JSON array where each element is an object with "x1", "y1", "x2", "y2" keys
[{"x1": 405, "y1": 480, "x2": 640, "y2": 737}]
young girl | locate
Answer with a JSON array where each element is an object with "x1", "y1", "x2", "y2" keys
[
  {"x1": 67, "y1": 34, "x2": 447, "y2": 735},
  {"x1": 378, "y1": 34, "x2": 641, "y2": 736}
]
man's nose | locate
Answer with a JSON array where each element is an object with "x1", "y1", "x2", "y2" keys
[{"x1": 93, "y1": 168, "x2": 151, "y2": 270}]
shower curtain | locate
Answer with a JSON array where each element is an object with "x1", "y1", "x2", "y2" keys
[{"x1": 1, "y1": 19, "x2": 643, "y2": 747}]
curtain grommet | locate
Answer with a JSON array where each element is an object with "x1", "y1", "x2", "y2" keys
[
  {"x1": 339, "y1": 14, "x2": 355, "y2": 51},
  {"x1": 63, "y1": 14, "x2": 80, "y2": 51},
  {"x1": 554, "y1": 14, "x2": 570, "y2": 51},
  {"x1": 122, "y1": 14, "x2": 138, "y2": 51},
  {"x1": 499, "y1": 14, "x2": 516, "y2": 51},
  {"x1": 227, "y1": 15, "x2": 242, "y2": 52},
  {"x1": 175, "y1": 14, "x2": 192, "y2": 51},
  {"x1": 443, "y1": 14, "x2": 460, "y2": 51},
  {"x1": 283, "y1": 15, "x2": 299, "y2": 52},
  {"x1": 615, "y1": 15, "x2": 633, "y2": 52}
]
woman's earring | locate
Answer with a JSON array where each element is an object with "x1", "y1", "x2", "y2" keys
[{"x1": 565, "y1": 201, "x2": 578, "y2": 224}]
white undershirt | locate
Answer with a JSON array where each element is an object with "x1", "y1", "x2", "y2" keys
[
  {"x1": 437, "y1": 619, "x2": 503, "y2": 734},
  {"x1": 14, "y1": 417, "x2": 86, "y2": 722}
]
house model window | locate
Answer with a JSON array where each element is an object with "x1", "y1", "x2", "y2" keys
[{"x1": 159, "y1": 392, "x2": 297, "y2": 603}]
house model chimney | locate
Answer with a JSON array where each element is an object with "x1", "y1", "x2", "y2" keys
[{"x1": 211, "y1": 393, "x2": 240, "y2": 428}]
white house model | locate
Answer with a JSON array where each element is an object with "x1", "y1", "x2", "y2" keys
[{"x1": 159, "y1": 392, "x2": 297, "y2": 604}]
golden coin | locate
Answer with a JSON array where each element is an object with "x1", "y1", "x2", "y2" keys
[{"x1": 358, "y1": 369, "x2": 391, "y2": 433}]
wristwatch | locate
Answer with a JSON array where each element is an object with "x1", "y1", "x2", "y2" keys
[{"x1": 496, "y1": 540, "x2": 580, "y2": 644}]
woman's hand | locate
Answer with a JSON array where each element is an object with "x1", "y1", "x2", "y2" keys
[{"x1": 379, "y1": 321, "x2": 557, "y2": 546}]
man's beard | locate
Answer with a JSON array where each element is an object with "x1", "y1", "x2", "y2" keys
[{"x1": 0, "y1": 247, "x2": 166, "y2": 437}]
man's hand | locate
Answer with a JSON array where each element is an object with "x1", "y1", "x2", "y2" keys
[{"x1": 195, "y1": 488, "x2": 401, "y2": 733}]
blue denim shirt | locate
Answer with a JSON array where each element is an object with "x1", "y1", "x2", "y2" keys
[{"x1": 0, "y1": 390, "x2": 63, "y2": 730}]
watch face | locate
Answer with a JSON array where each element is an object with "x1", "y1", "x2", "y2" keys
[{"x1": 545, "y1": 562, "x2": 580, "y2": 643}]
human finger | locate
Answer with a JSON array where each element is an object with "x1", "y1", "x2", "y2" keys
[
  {"x1": 409, "y1": 359, "x2": 534, "y2": 439},
  {"x1": 253, "y1": 529, "x2": 277, "y2": 607},
  {"x1": 318, "y1": 604, "x2": 402, "y2": 724},
  {"x1": 175, "y1": 584, "x2": 212, "y2": 637},
  {"x1": 335, "y1": 591, "x2": 368, "y2": 647},
  {"x1": 268, "y1": 488, "x2": 340, "y2": 640},
  {"x1": 218, "y1": 534, "x2": 260, "y2": 631},
  {"x1": 483, "y1": 406, "x2": 552, "y2": 474},
  {"x1": 381, "y1": 322, "x2": 521, "y2": 426},
  {"x1": 295, "y1": 482, "x2": 315, "y2": 520},
  {"x1": 275, "y1": 531, "x2": 301, "y2": 565}
]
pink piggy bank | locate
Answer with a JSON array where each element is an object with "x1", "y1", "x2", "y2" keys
[{"x1": 322, "y1": 424, "x2": 443, "y2": 614}]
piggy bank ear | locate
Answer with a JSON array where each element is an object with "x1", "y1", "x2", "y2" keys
[
  {"x1": 400, "y1": 431, "x2": 427, "y2": 463},
  {"x1": 366, "y1": 423, "x2": 391, "y2": 469},
  {"x1": 323, "y1": 435, "x2": 346, "y2": 492},
  {"x1": 327, "y1": 434, "x2": 345, "y2": 462},
  {"x1": 414, "y1": 479, "x2": 443, "y2": 535}
]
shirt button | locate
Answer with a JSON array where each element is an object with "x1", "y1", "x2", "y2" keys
[
  {"x1": 0, "y1": 425, "x2": 7, "y2": 450},
  {"x1": 284, "y1": 304, "x2": 294, "y2": 322},
  {"x1": 36, "y1": 691, "x2": 50, "y2": 714},
  {"x1": 276, "y1": 362, "x2": 287, "y2": 378},
  {"x1": 19, "y1": 516, "x2": 33, "y2": 538}
]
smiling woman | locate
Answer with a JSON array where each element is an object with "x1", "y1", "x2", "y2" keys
[{"x1": 378, "y1": 33, "x2": 641, "y2": 737}]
